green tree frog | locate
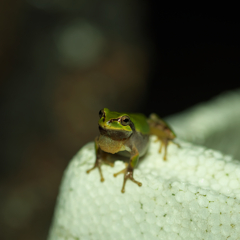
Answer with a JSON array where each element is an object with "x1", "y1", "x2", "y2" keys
[{"x1": 86, "y1": 108, "x2": 179, "y2": 193}]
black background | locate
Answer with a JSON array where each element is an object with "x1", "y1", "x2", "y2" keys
[{"x1": 146, "y1": 8, "x2": 240, "y2": 115}]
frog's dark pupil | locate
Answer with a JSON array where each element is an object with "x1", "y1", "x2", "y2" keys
[{"x1": 124, "y1": 119, "x2": 129, "y2": 122}]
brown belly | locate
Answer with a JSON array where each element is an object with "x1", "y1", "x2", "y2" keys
[{"x1": 98, "y1": 135, "x2": 128, "y2": 154}]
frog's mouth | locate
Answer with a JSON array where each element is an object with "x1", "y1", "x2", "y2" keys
[{"x1": 98, "y1": 125, "x2": 132, "y2": 140}]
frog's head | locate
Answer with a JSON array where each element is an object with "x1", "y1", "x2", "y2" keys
[{"x1": 98, "y1": 108, "x2": 133, "y2": 140}]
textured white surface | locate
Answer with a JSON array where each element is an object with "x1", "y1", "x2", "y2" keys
[
  {"x1": 48, "y1": 136, "x2": 240, "y2": 240},
  {"x1": 167, "y1": 89, "x2": 240, "y2": 159}
]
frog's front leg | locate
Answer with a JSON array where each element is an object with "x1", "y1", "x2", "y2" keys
[
  {"x1": 86, "y1": 137, "x2": 114, "y2": 182},
  {"x1": 113, "y1": 146, "x2": 142, "y2": 193}
]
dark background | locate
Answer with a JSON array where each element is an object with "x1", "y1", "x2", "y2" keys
[{"x1": 0, "y1": 1, "x2": 239, "y2": 239}]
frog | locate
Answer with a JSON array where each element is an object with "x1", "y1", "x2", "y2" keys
[{"x1": 86, "y1": 108, "x2": 179, "y2": 193}]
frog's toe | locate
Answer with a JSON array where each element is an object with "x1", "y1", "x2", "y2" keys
[
  {"x1": 121, "y1": 175, "x2": 142, "y2": 194},
  {"x1": 127, "y1": 173, "x2": 142, "y2": 187},
  {"x1": 120, "y1": 168, "x2": 142, "y2": 193},
  {"x1": 113, "y1": 168, "x2": 125, "y2": 177},
  {"x1": 86, "y1": 167, "x2": 95, "y2": 174},
  {"x1": 86, "y1": 160, "x2": 105, "y2": 182}
]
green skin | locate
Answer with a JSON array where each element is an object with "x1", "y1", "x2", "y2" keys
[{"x1": 86, "y1": 108, "x2": 178, "y2": 193}]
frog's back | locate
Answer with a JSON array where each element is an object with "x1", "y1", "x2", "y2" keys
[{"x1": 128, "y1": 113, "x2": 150, "y2": 135}]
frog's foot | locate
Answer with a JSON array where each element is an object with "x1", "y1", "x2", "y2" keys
[
  {"x1": 86, "y1": 159, "x2": 105, "y2": 182},
  {"x1": 156, "y1": 139, "x2": 168, "y2": 161},
  {"x1": 113, "y1": 165, "x2": 142, "y2": 193},
  {"x1": 86, "y1": 155, "x2": 114, "y2": 182}
]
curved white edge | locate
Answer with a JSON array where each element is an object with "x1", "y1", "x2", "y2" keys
[
  {"x1": 167, "y1": 89, "x2": 240, "y2": 146},
  {"x1": 48, "y1": 137, "x2": 240, "y2": 240}
]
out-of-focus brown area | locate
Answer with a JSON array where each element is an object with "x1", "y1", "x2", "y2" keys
[
  {"x1": 0, "y1": 1, "x2": 150, "y2": 240},
  {"x1": 0, "y1": 0, "x2": 24, "y2": 86}
]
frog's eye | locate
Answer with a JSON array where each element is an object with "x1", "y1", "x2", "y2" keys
[
  {"x1": 121, "y1": 116, "x2": 130, "y2": 126},
  {"x1": 99, "y1": 109, "x2": 105, "y2": 119}
]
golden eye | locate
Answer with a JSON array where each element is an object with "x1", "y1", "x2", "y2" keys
[
  {"x1": 99, "y1": 109, "x2": 104, "y2": 119},
  {"x1": 121, "y1": 116, "x2": 130, "y2": 126}
]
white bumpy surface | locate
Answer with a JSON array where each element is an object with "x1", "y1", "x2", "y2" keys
[
  {"x1": 167, "y1": 89, "x2": 240, "y2": 160},
  {"x1": 48, "y1": 136, "x2": 240, "y2": 240}
]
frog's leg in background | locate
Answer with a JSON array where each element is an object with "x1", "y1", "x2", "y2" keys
[
  {"x1": 148, "y1": 113, "x2": 179, "y2": 160},
  {"x1": 86, "y1": 137, "x2": 114, "y2": 182},
  {"x1": 159, "y1": 138, "x2": 180, "y2": 160},
  {"x1": 113, "y1": 146, "x2": 142, "y2": 193},
  {"x1": 163, "y1": 139, "x2": 168, "y2": 160},
  {"x1": 156, "y1": 139, "x2": 163, "y2": 153},
  {"x1": 153, "y1": 137, "x2": 169, "y2": 160}
]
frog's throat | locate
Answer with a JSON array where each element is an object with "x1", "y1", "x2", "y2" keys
[
  {"x1": 98, "y1": 135, "x2": 130, "y2": 154},
  {"x1": 98, "y1": 126, "x2": 132, "y2": 140}
]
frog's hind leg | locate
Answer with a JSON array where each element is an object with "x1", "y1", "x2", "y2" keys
[
  {"x1": 162, "y1": 140, "x2": 180, "y2": 160},
  {"x1": 163, "y1": 139, "x2": 169, "y2": 160},
  {"x1": 154, "y1": 137, "x2": 167, "y2": 159},
  {"x1": 148, "y1": 114, "x2": 178, "y2": 160},
  {"x1": 154, "y1": 137, "x2": 163, "y2": 153},
  {"x1": 154, "y1": 137, "x2": 169, "y2": 160},
  {"x1": 158, "y1": 139, "x2": 163, "y2": 153}
]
